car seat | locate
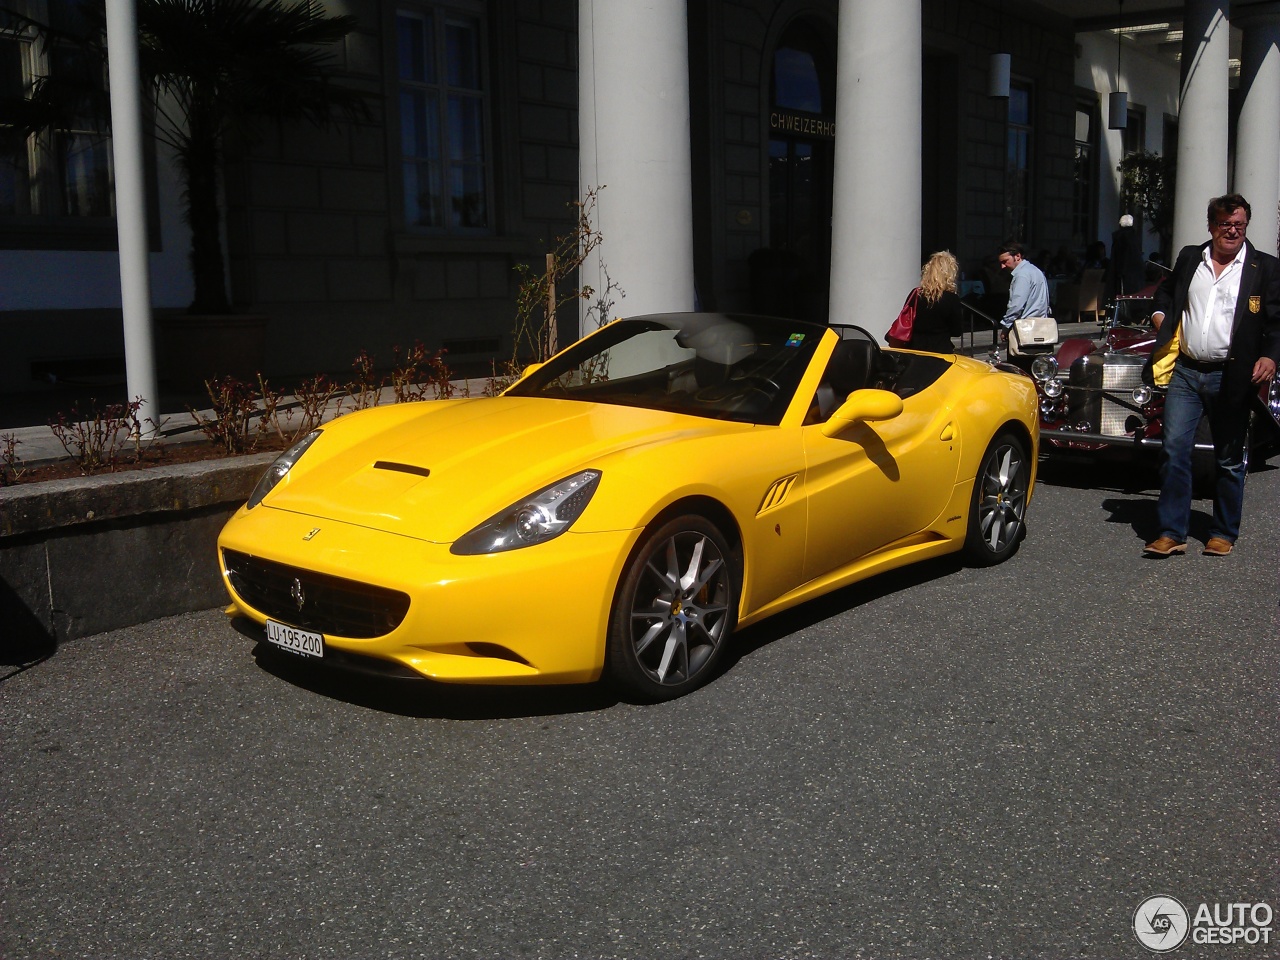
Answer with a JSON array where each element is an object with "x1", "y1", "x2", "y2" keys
[{"x1": 815, "y1": 338, "x2": 876, "y2": 420}]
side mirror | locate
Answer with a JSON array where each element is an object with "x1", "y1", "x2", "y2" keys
[
  {"x1": 520, "y1": 361, "x2": 544, "y2": 378},
  {"x1": 820, "y1": 388, "x2": 904, "y2": 437}
]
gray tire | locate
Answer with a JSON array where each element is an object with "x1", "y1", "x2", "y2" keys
[
  {"x1": 963, "y1": 431, "x2": 1029, "y2": 566},
  {"x1": 606, "y1": 515, "x2": 738, "y2": 702}
]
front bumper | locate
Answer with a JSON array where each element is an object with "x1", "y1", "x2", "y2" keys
[{"x1": 218, "y1": 503, "x2": 638, "y2": 685}]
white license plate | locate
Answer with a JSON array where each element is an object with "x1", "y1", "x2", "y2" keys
[{"x1": 265, "y1": 620, "x2": 324, "y2": 658}]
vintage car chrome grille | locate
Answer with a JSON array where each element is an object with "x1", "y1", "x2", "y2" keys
[
  {"x1": 222, "y1": 549, "x2": 411, "y2": 639},
  {"x1": 1066, "y1": 354, "x2": 1146, "y2": 437}
]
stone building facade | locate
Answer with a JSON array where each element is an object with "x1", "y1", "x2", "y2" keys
[{"x1": 2, "y1": 0, "x2": 1275, "y2": 400}]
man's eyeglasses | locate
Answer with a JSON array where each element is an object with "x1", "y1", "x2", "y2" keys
[{"x1": 1215, "y1": 220, "x2": 1248, "y2": 233}]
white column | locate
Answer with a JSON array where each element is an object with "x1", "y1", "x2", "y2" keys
[
  {"x1": 578, "y1": 0, "x2": 695, "y2": 333},
  {"x1": 105, "y1": 0, "x2": 158, "y2": 431},
  {"x1": 1172, "y1": 0, "x2": 1232, "y2": 251},
  {"x1": 1233, "y1": 4, "x2": 1280, "y2": 257},
  {"x1": 828, "y1": 0, "x2": 921, "y2": 337}
]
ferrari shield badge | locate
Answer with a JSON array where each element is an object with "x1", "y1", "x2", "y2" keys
[{"x1": 1249, "y1": 296, "x2": 1261, "y2": 314}]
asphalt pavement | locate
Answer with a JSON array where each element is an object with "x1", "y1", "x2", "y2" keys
[{"x1": 2, "y1": 449, "x2": 1277, "y2": 959}]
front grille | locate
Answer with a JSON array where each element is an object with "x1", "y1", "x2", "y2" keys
[
  {"x1": 1067, "y1": 354, "x2": 1146, "y2": 436},
  {"x1": 223, "y1": 549, "x2": 411, "y2": 639}
]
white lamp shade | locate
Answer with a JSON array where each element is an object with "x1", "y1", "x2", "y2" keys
[
  {"x1": 988, "y1": 53, "x2": 1011, "y2": 99},
  {"x1": 1108, "y1": 90, "x2": 1128, "y2": 129}
]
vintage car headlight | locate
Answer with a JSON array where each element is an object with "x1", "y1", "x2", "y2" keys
[
  {"x1": 1031, "y1": 355, "x2": 1058, "y2": 381},
  {"x1": 452, "y1": 470, "x2": 602, "y2": 555},
  {"x1": 1043, "y1": 378, "x2": 1065, "y2": 399},
  {"x1": 1132, "y1": 384, "x2": 1154, "y2": 405},
  {"x1": 246, "y1": 430, "x2": 321, "y2": 509}
]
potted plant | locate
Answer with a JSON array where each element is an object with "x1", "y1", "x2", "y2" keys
[{"x1": 1118, "y1": 150, "x2": 1175, "y2": 262}]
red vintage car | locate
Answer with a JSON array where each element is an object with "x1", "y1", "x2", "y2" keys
[{"x1": 1030, "y1": 286, "x2": 1280, "y2": 483}]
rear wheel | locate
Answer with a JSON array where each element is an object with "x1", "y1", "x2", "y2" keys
[
  {"x1": 964, "y1": 431, "x2": 1029, "y2": 566},
  {"x1": 606, "y1": 515, "x2": 738, "y2": 702}
]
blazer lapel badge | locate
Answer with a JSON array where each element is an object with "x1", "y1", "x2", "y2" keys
[{"x1": 1250, "y1": 295, "x2": 1262, "y2": 314}]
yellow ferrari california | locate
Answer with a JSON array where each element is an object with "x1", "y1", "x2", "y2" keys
[{"x1": 218, "y1": 313, "x2": 1038, "y2": 700}]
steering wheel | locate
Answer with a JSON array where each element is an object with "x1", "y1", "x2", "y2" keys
[
  {"x1": 694, "y1": 373, "x2": 777, "y2": 411},
  {"x1": 730, "y1": 372, "x2": 780, "y2": 396}
]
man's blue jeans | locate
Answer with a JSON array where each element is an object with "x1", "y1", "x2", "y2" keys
[{"x1": 1156, "y1": 361, "x2": 1249, "y2": 543}]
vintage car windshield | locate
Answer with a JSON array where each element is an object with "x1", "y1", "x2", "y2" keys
[{"x1": 506, "y1": 313, "x2": 826, "y2": 425}]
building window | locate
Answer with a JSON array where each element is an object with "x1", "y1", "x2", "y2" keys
[
  {"x1": 1123, "y1": 103, "x2": 1145, "y2": 157},
  {"x1": 1004, "y1": 80, "x2": 1033, "y2": 242},
  {"x1": 1072, "y1": 97, "x2": 1098, "y2": 246},
  {"x1": 1119, "y1": 104, "x2": 1148, "y2": 236},
  {"x1": 0, "y1": 1, "x2": 114, "y2": 231},
  {"x1": 396, "y1": 3, "x2": 489, "y2": 232}
]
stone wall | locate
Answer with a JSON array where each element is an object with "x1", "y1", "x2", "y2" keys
[
  {"x1": 0, "y1": 454, "x2": 274, "y2": 664},
  {"x1": 222, "y1": 1, "x2": 582, "y2": 380}
]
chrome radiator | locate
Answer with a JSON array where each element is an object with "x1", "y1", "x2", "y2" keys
[{"x1": 1066, "y1": 353, "x2": 1146, "y2": 436}]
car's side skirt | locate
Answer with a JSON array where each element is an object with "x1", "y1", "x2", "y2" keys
[{"x1": 737, "y1": 532, "x2": 961, "y2": 630}]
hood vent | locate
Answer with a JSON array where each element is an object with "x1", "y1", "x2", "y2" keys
[{"x1": 373, "y1": 461, "x2": 431, "y2": 478}]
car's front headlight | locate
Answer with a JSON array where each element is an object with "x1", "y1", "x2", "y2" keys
[
  {"x1": 1031, "y1": 355, "x2": 1058, "y2": 381},
  {"x1": 246, "y1": 430, "x2": 322, "y2": 509},
  {"x1": 451, "y1": 470, "x2": 602, "y2": 555}
]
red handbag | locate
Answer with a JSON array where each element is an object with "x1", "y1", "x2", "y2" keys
[{"x1": 886, "y1": 287, "x2": 918, "y2": 347}]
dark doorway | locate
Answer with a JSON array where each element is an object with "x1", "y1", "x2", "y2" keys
[
  {"x1": 757, "y1": 18, "x2": 834, "y2": 323},
  {"x1": 921, "y1": 52, "x2": 960, "y2": 262}
]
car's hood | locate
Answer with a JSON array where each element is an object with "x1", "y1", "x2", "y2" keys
[
  {"x1": 1105, "y1": 325, "x2": 1156, "y2": 354},
  {"x1": 262, "y1": 397, "x2": 747, "y2": 541}
]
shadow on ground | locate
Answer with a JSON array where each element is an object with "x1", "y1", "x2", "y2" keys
[
  {"x1": 241, "y1": 553, "x2": 969, "y2": 720},
  {"x1": 1035, "y1": 452, "x2": 1160, "y2": 494}
]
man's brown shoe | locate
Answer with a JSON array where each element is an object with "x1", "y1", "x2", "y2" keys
[
  {"x1": 1203, "y1": 537, "x2": 1234, "y2": 556},
  {"x1": 1143, "y1": 536, "x2": 1186, "y2": 556}
]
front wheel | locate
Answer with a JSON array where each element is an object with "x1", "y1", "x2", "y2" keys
[
  {"x1": 963, "y1": 431, "x2": 1030, "y2": 566},
  {"x1": 606, "y1": 515, "x2": 738, "y2": 702}
]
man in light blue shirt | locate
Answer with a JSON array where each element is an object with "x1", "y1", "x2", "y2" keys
[{"x1": 998, "y1": 242, "x2": 1051, "y2": 329}]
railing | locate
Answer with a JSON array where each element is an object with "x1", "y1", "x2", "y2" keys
[{"x1": 960, "y1": 300, "x2": 1002, "y2": 355}]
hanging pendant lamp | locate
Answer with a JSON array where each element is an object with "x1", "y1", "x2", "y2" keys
[
  {"x1": 988, "y1": 53, "x2": 1011, "y2": 99},
  {"x1": 1109, "y1": 0, "x2": 1128, "y2": 128},
  {"x1": 989, "y1": 0, "x2": 1010, "y2": 98}
]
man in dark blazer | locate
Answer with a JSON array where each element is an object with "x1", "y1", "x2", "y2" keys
[
  {"x1": 1143, "y1": 194, "x2": 1280, "y2": 557},
  {"x1": 1106, "y1": 214, "x2": 1146, "y2": 302}
]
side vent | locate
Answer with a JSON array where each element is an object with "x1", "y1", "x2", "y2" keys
[{"x1": 757, "y1": 475, "x2": 798, "y2": 515}]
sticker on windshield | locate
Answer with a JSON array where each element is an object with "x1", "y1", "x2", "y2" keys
[{"x1": 785, "y1": 334, "x2": 806, "y2": 347}]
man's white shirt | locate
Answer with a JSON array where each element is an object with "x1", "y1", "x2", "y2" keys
[{"x1": 1181, "y1": 243, "x2": 1247, "y2": 362}]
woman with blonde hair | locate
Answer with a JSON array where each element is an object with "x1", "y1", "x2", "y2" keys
[{"x1": 903, "y1": 250, "x2": 965, "y2": 353}]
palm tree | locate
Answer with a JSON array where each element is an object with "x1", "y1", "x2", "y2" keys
[
  {"x1": 139, "y1": 0, "x2": 370, "y2": 314},
  {"x1": 2, "y1": 0, "x2": 369, "y2": 314}
]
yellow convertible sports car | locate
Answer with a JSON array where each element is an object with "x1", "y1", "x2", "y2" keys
[{"x1": 218, "y1": 313, "x2": 1038, "y2": 701}]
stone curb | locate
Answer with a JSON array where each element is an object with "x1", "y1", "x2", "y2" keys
[
  {"x1": 0, "y1": 452, "x2": 277, "y2": 538},
  {"x1": 0, "y1": 452, "x2": 277, "y2": 662}
]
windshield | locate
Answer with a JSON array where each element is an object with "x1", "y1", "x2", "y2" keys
[{"x1": 506, "y1": 313, "x2": 826, "y2": 424}]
